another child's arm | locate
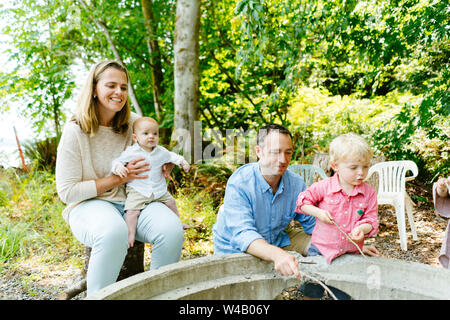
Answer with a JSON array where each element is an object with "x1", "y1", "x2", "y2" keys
[{"x1": 165, "y1": 148, "x2": 190, "y2": 173}]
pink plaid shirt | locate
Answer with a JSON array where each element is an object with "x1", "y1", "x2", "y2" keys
[{"x1": 296, "y1": 174, "x2": 378, "y2": 263}]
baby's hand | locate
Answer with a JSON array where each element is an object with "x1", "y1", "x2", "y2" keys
[
  {"x1": 317, "y1": 209, "x2": 334, "y2": 224},
  {"x1": 350, "y1": 226, "x2": 364, "y2": 243},
  {"x1": 181, "y1": 160, "x2": 190, "y2": 173},
  {"x1": 115, "y1": 166, "x2": 129, "y2": 178}
]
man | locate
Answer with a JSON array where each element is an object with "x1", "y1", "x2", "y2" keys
[{"x1": 213, "y1": 124, "x2": 379, "y2": 279}]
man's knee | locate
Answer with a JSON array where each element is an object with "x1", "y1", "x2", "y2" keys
[{"x1": 284, "y1": 225, "x2": 311, "y2": 256}]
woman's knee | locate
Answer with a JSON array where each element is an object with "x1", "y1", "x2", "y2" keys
[
  {"x1": 69, "y1": 200, "x2": 128, "y2": 250},
  {"x1": 138, "y1": 202, "x2": 184, "y2": 245},
  {"x1": 95, "y1": 220, "x2": 128, "y2": 248}
]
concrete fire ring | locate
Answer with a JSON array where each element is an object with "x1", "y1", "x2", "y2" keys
[{"x1": 88, "y1": 253, "x2": 450, "y2": 300}]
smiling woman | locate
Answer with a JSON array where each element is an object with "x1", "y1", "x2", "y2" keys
[
  {"x1": 73, "y1": 60, "x2": 131, "y2": 136},
  {"x1": 94, "y1": 68, "x2": 129, "y2": 126},
  {"x1": 55, "y1": 59, "x2": 184, "y2": 297}
]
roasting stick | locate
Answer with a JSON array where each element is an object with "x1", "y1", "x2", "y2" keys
[
  {"x1": 294, "y1": 220, "x2": 369, "y2": 300},
  {"x1": 301, "y1": 272, "x2": 338, "y2": 300},
  {"x1": 330, "y1": 220, "x2": 367, "y2": 259}
]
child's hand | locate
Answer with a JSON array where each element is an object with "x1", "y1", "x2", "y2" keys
[
  {"x1": 317, "y1": 209, "x2": 334, "y2": 224},
  {"x1": 115, "y1": 166, "x2": 129, "y2": 178},
  {"x1": 181, "y1": 160, "x2": 190, "y2": 173},
  {"x1": 436, "y1": 177, "x2": 450, "y2": 198},
  {"x1": 350, "y1": 226, "x2": 365, "y2": 243},
  {"x1": 182, "y1": 223, "x2": 191, "y2": 230}
]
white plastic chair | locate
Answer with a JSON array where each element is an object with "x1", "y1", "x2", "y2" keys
[
  {"x1": 288, "y1": 164, "x2": 327, "y2": 186},
  {"x1": 365, "y1": 160, "x2": 419, "y2": 251}
]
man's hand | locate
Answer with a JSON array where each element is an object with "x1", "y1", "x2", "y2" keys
[
  {"x1": 246, "y1": 239, "x2": 301, "y2": 279},
  {"x1": 273, "y1": 250, "x2": 301, "y2": 279}
]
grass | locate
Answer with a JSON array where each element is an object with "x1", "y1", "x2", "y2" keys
[
  {"x1": 177, "y1": 189, "x2": 217, "y2": 259},
  {"x1": 0, "y1": 164, "x2": 222, "y2": 272},
  {"x1": 0, "y1": 165, "x2": 84, "y2": 268}
]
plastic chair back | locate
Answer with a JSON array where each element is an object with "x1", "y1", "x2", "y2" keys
[
  {"x1": 288, "y1": 164, "x2": 327, "y2": 186},
  {"x1": 366, "y1": 160, "x2": 419, "y2": 251},
  {"x1": 367, "y1": 160, "x2": 418, "y2": 196}
]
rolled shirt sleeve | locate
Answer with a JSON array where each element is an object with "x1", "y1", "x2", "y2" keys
[
  {"x1": 213, "y1": 163, "x2": 315, "y2": 254},
  {"x1": 224, "y1": 181, "x2": 264, "y2": 252}
]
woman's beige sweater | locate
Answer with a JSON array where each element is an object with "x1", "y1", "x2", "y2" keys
[{"x1": 55, "y1": 112, "x2": 140, "y2": 222}]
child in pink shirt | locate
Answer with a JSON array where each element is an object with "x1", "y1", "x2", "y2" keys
[{"x1": 295, "y1": 133, "x2": 379, "y2": 299}]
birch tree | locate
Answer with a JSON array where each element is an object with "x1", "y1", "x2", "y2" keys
[
  {"x1": 141, "y1": 0, "x2": 165, "y2": 121},
  {"x1": 173, "y1": 0, "x2": 201, "y2": 162},
  {"x1": 77, "y1": 0, "x2": 143, "y2": 116}
]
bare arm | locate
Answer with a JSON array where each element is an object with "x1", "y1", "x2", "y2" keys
[{"x1": 246, "y1": 239, "x2": 301, "y2": 279}]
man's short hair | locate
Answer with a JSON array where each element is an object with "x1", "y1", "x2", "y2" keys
[{"x1": 257, "y1": 124, "x2": 293, "y2": 147}]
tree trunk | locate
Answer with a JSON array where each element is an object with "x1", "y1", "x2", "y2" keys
[
  {"x1": 77, "y1": 0, "x2": 143, "y2": 116},
  {"x1": 141, "y1": 0, "x2": 165, "y2": 121},
  {"x1": 173, "y1": 0, "x2": 201, "y2": 163},
  {"x1": 59, "y1": 242, "x2": 145, "y2": 300}
]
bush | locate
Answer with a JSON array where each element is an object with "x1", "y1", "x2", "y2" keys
[{"x1": 287, "y1": 86, "x2": 449, "y2": 183}]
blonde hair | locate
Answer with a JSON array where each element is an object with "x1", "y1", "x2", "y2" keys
[
  {"x1": 133, "y1": 117, "x2": 159, "y2": 133},
  {"x1": 329, "y1": 133, "x2": 373, "y2": 164},
  {"x1": 73, "y1": 60, "x2": 131, "y2": 136}
]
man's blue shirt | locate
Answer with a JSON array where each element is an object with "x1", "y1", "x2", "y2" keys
[{"x1": 213, "y1": 162, "x2": 316, "y2": 254}]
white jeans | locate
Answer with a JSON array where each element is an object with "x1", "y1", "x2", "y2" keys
[{"x1": 68, "y1": 199, "x2": 184, "y2": 296}]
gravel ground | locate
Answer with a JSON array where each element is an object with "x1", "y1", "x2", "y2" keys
[{"x1": 1, "y1": 183, "x2": 447, "y2": 300}]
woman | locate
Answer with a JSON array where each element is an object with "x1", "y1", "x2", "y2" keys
[{"x1": 55, "y1": 60, "x2": 184, "y2": 296}]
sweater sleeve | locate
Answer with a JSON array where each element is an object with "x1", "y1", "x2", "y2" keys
[{"x1": 55, "y1": 123, "x2": 97, "y2": 204}]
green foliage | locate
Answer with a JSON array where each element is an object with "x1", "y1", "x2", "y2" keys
[
  {"x1": 0, "y1": 220, "x2": 35, "y2": 264},
  {"x1": 288, "y1": 87, "x2": 400, "y2": 158},
  {"x1": 22, "y1": 137, "x2": 58, "y2": 172},
  {"x1": 373, "y1": 98, "x2": 449, "y2": 181},
  {"x1": 0, "y1": 0, "x2": 76, "y2": 137},
  {"x1": 176, "y1": 189, "x2": 216, "y2": 258},
  {"x1": 1, "y1": 0, "x2": 447, "y2": 180},
  {"x1": 0, "y1": 166, "x2": 83, "y2": 266}
]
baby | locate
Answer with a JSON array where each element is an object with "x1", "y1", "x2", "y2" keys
[
  {"x1": 295, "y1": 132, "x2": 379, "y2": 299},
  {"x1": 112, "y1": 117, "x2": 190, "y2": 247}
]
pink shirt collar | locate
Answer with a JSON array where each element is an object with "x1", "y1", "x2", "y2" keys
[{"x1": 329, "y1": 173, "x2": 365, "y2": 197}]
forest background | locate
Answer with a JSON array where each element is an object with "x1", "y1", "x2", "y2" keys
[{"x1": 0, "y1": 0, "x2": 448, "y2": 297}]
